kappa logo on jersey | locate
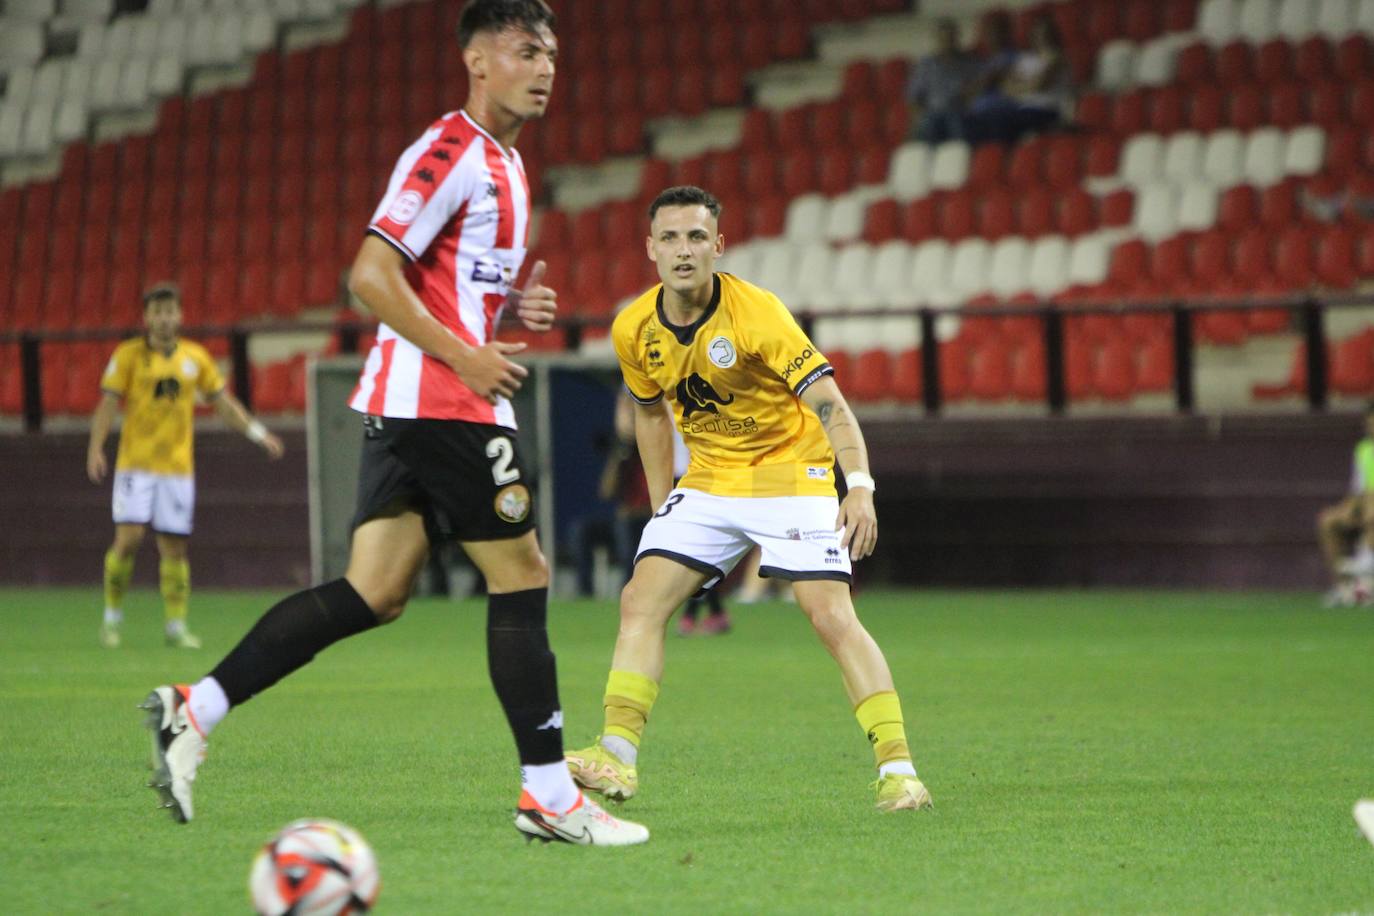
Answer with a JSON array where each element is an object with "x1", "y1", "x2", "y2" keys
[
  {"x1": 386, "y1": 190, "x2": 424, "y2": 225},
  {"x1": 485, "y1": 182, "x2": 500, "y2": 199},
  {"x1": 431, "y1": 148, "x2": 452, "y2": 162},
  {"x1": 675, "y1": 373, "x2": 735, "y2": 419},
  {"x1": 471, "y1": 259, "x2": 503, "y2": 284},
  {"x1": 153, "y1": 377, "x2": 182, "y2": 401},
  {"x1": 780, "y1": 347, "x2": 817, "y2": 383},
  {"x1": 415, "y1": 167, "x2": 436, "y2": 184},
  {"x1": 707, "y1": 336, "x2": 737, "y2": 369}
]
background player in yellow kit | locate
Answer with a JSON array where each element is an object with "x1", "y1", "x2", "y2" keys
[
  {"x1": 87, "y1": 283, "x2": 284, "y2": 649},
  {"x1": 566, "y1": 187, "x2": 932, "y2": 812}
]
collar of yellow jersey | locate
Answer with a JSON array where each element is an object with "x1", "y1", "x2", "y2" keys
[{"x1": 655, "y1": 275, "x2": 721, "y2": 346}]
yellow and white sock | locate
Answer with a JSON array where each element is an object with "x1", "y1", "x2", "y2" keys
[
  {"x1": 160, "y1": 557, "x2": 190, "y2": 635},
  {"x1": 600, "y1": 669, "x2": 659, "y2": 765},
  {"x1": 856, "y1": 690, "x2": 916, "y2": 776},
  {"x1": 103, "y1": 549, "x2": 134, "y2": 623}
]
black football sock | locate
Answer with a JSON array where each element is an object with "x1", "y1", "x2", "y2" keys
[
  {"x1": 683, "y1": 595, "x2": 703, "y2": 621},
  {"x1": 208, "y1": 578, "x2": 377, "y2": 706},
  {"x1": 487, "y1": 587, "x2": 564, "y2": 765}
]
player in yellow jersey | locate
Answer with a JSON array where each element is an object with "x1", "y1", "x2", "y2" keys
[
  {"x1": 566, "y1": 187, "x2": 932, "y2": 813},
  {"x1": 87, "y1": 283, "x2": 285, "y2": 649}
]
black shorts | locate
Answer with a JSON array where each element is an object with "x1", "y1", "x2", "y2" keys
[{"x1": 353, "y1": 414, "x2": 536, "y2": 543}]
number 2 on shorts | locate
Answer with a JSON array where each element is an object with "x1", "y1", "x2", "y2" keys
[{"x1": 485, "y1": 436, "x2": 520, "y2": 485}]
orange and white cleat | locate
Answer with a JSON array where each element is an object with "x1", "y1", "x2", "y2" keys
[{"x1": 514, "y1": 791, "x2": 649, "y2": 846}]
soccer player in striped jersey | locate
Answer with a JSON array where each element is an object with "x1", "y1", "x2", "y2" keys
[
  {"x1": 140, "y1": 0, "x2": 647, "y2": 846},
  {"x1": 87, "y1": 283, "x2": 285, "y2": 650},
  {"x1": 566, "y1": 186, "x2": 933, "y2": 813}
]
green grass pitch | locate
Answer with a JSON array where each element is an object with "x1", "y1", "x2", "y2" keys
[{"x1": 2, "y1": 586, "x2": 1373, "y2": 914}]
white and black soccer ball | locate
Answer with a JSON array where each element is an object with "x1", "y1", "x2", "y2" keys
[{"x1": 249, "y1": 818, "x2": 380, "y2": 915}]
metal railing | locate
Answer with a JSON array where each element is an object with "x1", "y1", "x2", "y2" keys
[{"x1": 1, "y1": 293, "x2": 1367, "y2": 432}]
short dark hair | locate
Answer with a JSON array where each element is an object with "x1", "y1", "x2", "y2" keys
[
  {"x1": 142, "y1": 282, "x2": 181, "y2": 309},
  {"x1": 648, "y1": 185, "x2": 722, "y2": 223},
  {"x1": 457, "y1": 0, "x2": 555, "y2": 49}
]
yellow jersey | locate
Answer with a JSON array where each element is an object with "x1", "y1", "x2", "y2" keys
[
  {"x1": 101, "y1": 337, "x2": 225, "y2": 475},
  {"x1": 612, "y1": 273, "x2": 836, "y2": 498}
]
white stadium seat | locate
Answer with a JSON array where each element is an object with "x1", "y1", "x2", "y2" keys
[
  {"x1": 99, "y1": 17, "x2": 134, "y2": 57},
  {"x1": 1201, "y1": 130, "x2": 1245, "y2": 186},
  {"x1": 149, "y1": 53, "x2": 184, "y2": 96},
  {"x1": 53, "y1": 96, "x2": 86, "y2": 143},
  {"x1": 824, "y1": 192, "x2": 868, "y2": 244},
  {"x1": 1198, "y1": 0, "x2": 1241, "y2": 43},
  {"x1": 871, "y1": 241, "x2": 917, "y2": 309},
  {"x1": 1317, "y1": 0, "x2": 1355, "y2": 37},
  {"x1": 63, "y1": 57, "x2": 95, "y2": 105},
  {"x1": 909, "y1": 240, "x2": 951, "y2": 304},
  {"x1": 3, "y1": 65, "x2": 36, "y2": 107},
  {"x1": 1237, "y1": 0, "x2": 1279, "y2": 41},
  {"x1": 815, "y1": 244, "x2": 878, "y2": 311},
  {"x1": 130, "y1": 16, "x2": 160, "y2": 57},
  {"x1": 88, "y1": 56, "x2": 122, "y2": 110},
  {"x1": 1277, "y1": 0, "x2": 1318, "y2": 37},
  {"x1": 1132, "y1": 39, "x2": 1177, "y2": 88},
  {"x1": 1120, "y1": 133, "x2": 1165, "y2": 186},
  {"x1": 1242, "y1": 127, "x2": 1287, "y2": 186},
  {"x1": 1027, "y1": 236, "x2": 1071, "y2": 297},
  {"x1": 7, "y1": 0, "x2": 56, "y2": 20},
  {"x1": 117, "y1": 56, "x2": 152, "y2": 107},
  {"x1": 988, "y1": 237, "x2": 1031, "y2": 299},
  {"x1": 810, "y1": 317, "x2": 849, "y2": 354},
  {"x1": 0, "y1": 101, "x2": 25, "y2": 156},
  {"x1": 1133, "y1": 183, "x2": 1179, "y2": 241},
  {"x1": 20, "y1": 98, "x2": 56, "y2": 155},
  {"x1": 946, "y1": 238, "x2": 992, "y2": 299},
  {"x1": 791, "y1": 242, "x2": 835, "y2": 312},
  {"x1": 1162, "y1": 131, "x2": 1205, "y2": 185},
  {"x1": 929, "y1": 140, "x2": 970, "y2": 190},
  {"x1": 784, "y1": 193, "x2": 829, "y2": 243},
  {"x1": 888, "y1": 142, "x2": 931, "y2": 201},
  {"x1": 210, "y1": 12, "x2": 244, "y2": 64},
  {"x1": 1285, "y1": 125, "x2": 1326, "y2": 176},
  {"x1": 1097, "y1": 40, "x2": 1136, "y2": 91},
  {"x1": 29, "y1": 59, "x2": 66, "y2": 104},
  {"x1": 754, "y1": 242, "x2": 798, "y2": 300},
  {"x1": 876, "y1": 315, "x2": 921, "y2": 353},
  {"x1": 716, "y1": 241, "x2": 758, "y2": 282},
  {"x1": 157, "y1": 17, "x2": 188, "y2": 58},
  {"x1": 1068, "y1": 234, "x2": 1111, "y2": 287},
  {"x1": 62, "y1": 0, "x2": 116, "y2": 24},
  {"x1": 242, "y1": 9, "x2": 275, "y2": 52},
  {"x1": 0, "y1": 22, "x2": 46, "y2": 71},
  {"x1": 1176, "y1": 181, "x2": 1219, "y2": 232},
  {"x1": 1357, "y1": 0, "x2": 1374, "y2": 33}
]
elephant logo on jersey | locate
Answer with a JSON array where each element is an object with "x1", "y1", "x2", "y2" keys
[
  {"x1": 707, "y1": 336, "x2": 737, "y2": 368},
  {"x1": 675, "y1": 373, "x2": 734, "y2": 419},
  {"x1": 153, "y1": 376, "x2": 182, "y2": 401}
]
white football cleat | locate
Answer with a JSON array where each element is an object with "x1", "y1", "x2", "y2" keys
[
  {"x1": 1356, "y1": 799, "x2": 1374, "y2": 847},
  {"x1": 514, "y1": 791, "x2": 650, "y2": 846},
  {"x1": 140, "y1": 685, "x2": 206, "y2": 823}
]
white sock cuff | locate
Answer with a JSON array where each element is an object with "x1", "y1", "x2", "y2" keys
[
  {"x1": 879, "y1": 760, "x2": 917, "y2": 778},
  {"x1": 521, "y1": 760, "x2": 580, "y2": 814},
  {"x1": 189, "y1": 676, "x2": 230, "y2": 735}
]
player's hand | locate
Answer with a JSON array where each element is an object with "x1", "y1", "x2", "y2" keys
[
  {"x1": 260, "y1": 431, "x2": 285, "y2": 460},
  {"x1": 86, "y1": 449, "x2": 108, "y2": 484},
  {"x1": 836, "y1": 486, "x2": 877, "y2": 561},
  {"x1": 510, "y1": 260, "x2": 557, "y2": 332},
  {"x1": 453, "y1": 341, "x2": 529, "y2": 403}
]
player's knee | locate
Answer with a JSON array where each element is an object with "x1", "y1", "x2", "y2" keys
[
  {"x1": 618, "y1": 579, "x2": 664, "y2": 626},
  {"x1": 346, "y1": 577, "x2": 410, "y2": 625},
  {"x1": 802, "y1": 597, "x2": 858, "y2": 646},
  {"x1": 370, "y1": 598, "x2": 407, "y2": 625}
]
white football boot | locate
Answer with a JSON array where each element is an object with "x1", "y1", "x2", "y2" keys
[
  {"x1": 514, "y1": 791, "x2": 650, "y2": 846},
  {"x1": 140, "y1": 685, "x2": 206, "y2": 823}
]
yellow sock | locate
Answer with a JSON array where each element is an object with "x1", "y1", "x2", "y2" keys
[
  {"x1": 159, "y1": 557, "x2": 190, "y2": 626},
  {"x1": 602, "y1": 670, "x2": 660, "y2": 748},
  {"x1": 855, "y1": 690, "x2": 912, "y2": 770},
  {"x1": 103, "y1": 549, "x2": 134, "y2": 611}
]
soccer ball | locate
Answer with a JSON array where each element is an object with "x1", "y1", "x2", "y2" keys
[{"x1": 249, "y1": 818, "x2": 380, "y2": 915}]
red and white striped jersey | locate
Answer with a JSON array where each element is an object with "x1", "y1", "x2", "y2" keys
[{"x1": 349, "y1": 110, "x2": 531, "y2": 426}]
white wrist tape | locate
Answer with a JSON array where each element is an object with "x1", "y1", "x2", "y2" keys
[
  {"x1": 246, "y1": 420, "x2": 268, "y2": 444},
  {"x1": 845, "y1": 470, "x2": 876, "y2": 492}
]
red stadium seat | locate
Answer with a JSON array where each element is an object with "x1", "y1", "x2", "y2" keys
[
  {"x1": 901, "y1": 197, "x2": 938, "y2": 241},
  {"x1": 1316, "y1": 226, "x2": 1357, "y2": 288},
  {"x1": 848, "y1": 349, "x2": 892, "y2": 402},
  {"x1": 1075, "y1": 92, "x2": 1111, "y2": 133},
  {"x1": 1227, "y1": 84, "x2": 1264, "y2": 130},
  {"x1": 1325, "y1": 126, "x2": 1360, "y2": 174},
  {"x1": 1094, "y1": 338, "x2": 1136, "y2": 401},
  {"x1": 1175, "y1": 42, "x2": 1210, "y2": 83},
  {"x1": 889, "y1": 348, "x2": 922, "y2": 402},
  {"x1": 1349, "y1": 81, "x2": 1374, "y2": 126},
  {"x1": 773, "y1": 108, "x2": 807, "y2": 149},
  {"x1": 1267, "y1": 84, "x2": 1304, "y2": 128},
  {"x1": 817, "y1": 150, "x2": 852, "y2": 196},
  {"x1": 1148, "y1": 86, "x2": 1187, "y2": 134},
  {"x1": 1010, "y1": 338, "x2": 1045, "y2": 401},
  {"x1": 1233, "y1": 230, "x2": 1273, "y2": 279},
  {"x1": 1191, "y1": 231, "x2": 1231, "y2": 284},
  {"x1": 1253, "y1": 40, "x2": 1293, "y2": 85},
  {"x1": 1099, "y1": 189, "x2": 1134, "y2": 228},
  {"x1": 1085, "y1": 135, "x2": 1120, "y2": 178},
  {"x1": 1136, "y1": 334, "x2": 1173, "y2": 392},
  {"x1": 1044, "y1": 137, "x2": 1081, "y2": 191},
  {"x1": 1056, "y1": 188, "x2": 1096, "y2": 236},
  {"x1": 1335, "y1": 35, "x2": 1372, "y2": 82},
  {"x1": 1214, "y1": 41, "x2": 1253, "y2": 85},
  {"x1": 978, "y1": 189, "x2": 1017, "y2": 240},
  {"x1": 1274, "y1": 227, "x2": 1316, "y2": 288},
  {"x1": 1110, "y1": 89, "x2": 1147, "y2": 136},
  {"x1": 1330, "y1": 330, "x2": 1374, "y2": 395},
  {"x1": 1019, "y1": 188, "x2": 1056, "y2": 237},
  {"x1": 1308, "y1": 81, "x2": 1346, "y2": 126},
  {"x1": 841, "y1": 61, "x2": 875, "y2": 99},
  {"x1": 1122, "y1": 1, "x2": 1159, "y2": 41},
  {"x1": 709, "y1": 64, "x2": 746, "y2": 108},
  {"x1": 938, "y1": 191, "x2": 976, "y2": 241},
  {"x1": 855, "y1": 146, "x2": 889, "y2": 185},
  {"x1": 864, "y1": 199, "x2": 899, "y2": 243},
  {"x1": 1188, "y1": 84, "x2": 1224, "y2": 132},
  {"x1": 1259, "y1": 182, "x2": 1297, "y2": 229},
  {"x1": 738, "y1": 109, "x2": 771, "y2": 153},
  {"x1": 1217, "y1": 185, "x2": 1257, "y2": 233},
  {"x1": 1295, "y1": 37, "x2": 1333, "y2": 82},
  {"x1": 1085, "y1": 2, "x2": 1123, "y2": 45},
  {"x1": 967, "y1": 143, "x2": 1005, "y2": 190},
  {"x1": 1149, "y1": 237, "x2": 1190, "y2": 288},
  {"x1": 1107, "y1": 239, "x2": 1149, "y2": 291},
  {"x1": 742, "y1": 154, "x2": 780, "y2": 198},
  {"x1": 969, "y1": 337, "x2": 1012, "y2": 401},
  {"x1": 939, "y1": 337, "x2": 970, "y2": 403},
  {"x1": 1006, "y1": 138, "x2": 1045, "y2": 188},
  {"x1": 780, "y1": 150, "x2": 817, "y2": 197},
  {"x1": 749, "y1": 197, "x2": 786, "y2": 237}
]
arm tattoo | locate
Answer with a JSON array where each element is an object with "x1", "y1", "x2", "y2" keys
[{"x1": 817, "y1": 400, "x2": 834, "y2": 426}]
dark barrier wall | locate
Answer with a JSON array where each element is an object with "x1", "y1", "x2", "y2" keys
[
  {"x1": 863, "y1": 413, "x2": 1355, "y2": 590},
  {"x1": 0, "y1": 414, "x2": 1355, "y2": 590},
  {"x1": 1, "y1": 430, "x2": 309, "y2": 589}
]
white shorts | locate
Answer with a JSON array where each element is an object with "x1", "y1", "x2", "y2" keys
[
  {"x1": 112, "y1": 471, "x2": 195, "y2": 535},
  {"x1": 635, "y1": 488, "x2": 852, "y2": 588}
]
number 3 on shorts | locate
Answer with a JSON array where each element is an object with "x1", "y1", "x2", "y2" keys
[
  {"x1": 654, "y1": 492, "x2": 684, "y2": 518},
  {"x1": 485, "y1": 436, "x2": 520, "y2": 485}
]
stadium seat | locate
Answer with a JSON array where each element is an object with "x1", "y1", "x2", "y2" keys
[
  {"x1": 1121, "y1": 133, "x2": 1166, "y2": 186},
  {"x1": 1202, "y1": 130, "x2": 1246, "y2": 185},
  {"x1": 1134, "y1": 184, "x2": 1179, "y2": 242},
  {"x1": 1177, "y1": 181, "x2": 1219, "y2": 233},
  {"x1": 902, "y1": 197, "x2": 938, "y2": 242},
  {"x1": 929, "y1": 141, "x2": 970, "y2": 190},
  {"x1": 1020, "y1": 188, "x2": 1057, "y2": 237}
]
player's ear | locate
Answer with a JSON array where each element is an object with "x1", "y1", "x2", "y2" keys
[
  {"x1": 464, "y1": 44, "x2": 485, "y2": 79},
  {"x1": 714, "y1": 233, "x2": 725, "y2": 257},
  {"x1": 645, "y1": 235, "x2": 656, "y2": 262}
]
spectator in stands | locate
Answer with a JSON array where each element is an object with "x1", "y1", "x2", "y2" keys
[
  {"x1": 1317, "y1": 401, "x2": 1374, "y2": 607},
  {"x1": 905, "y1": 19, "x2": 976, "y2": 144},
  {"x1": 969, "y1": 14, "x2": 1072, "y2": 144},
  {"x1": 963, "y1": 12, "x2": 1020, "y2": 142}
]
